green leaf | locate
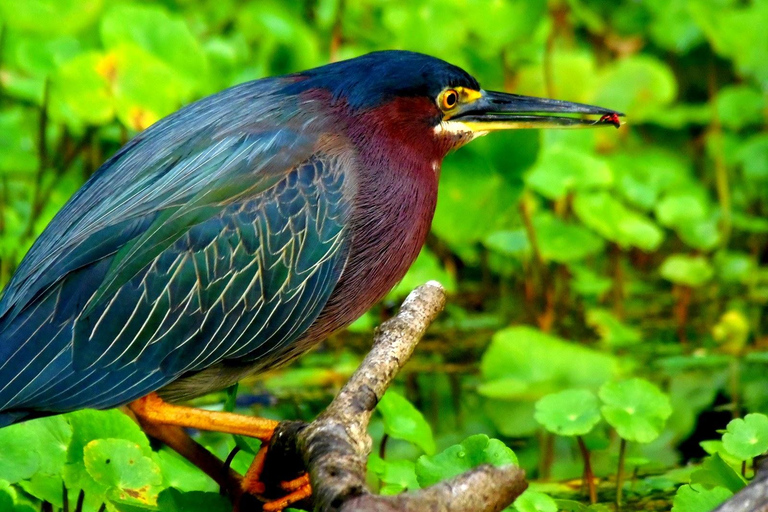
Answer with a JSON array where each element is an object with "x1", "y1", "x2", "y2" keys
[
  {"x1": 480, "y1": 327, "x2": 618, "y2": 436},
  {"x1": 415, "y1": 434, "x2": 517, "y2": 488},
  {"x1": 433, "y1": 149, "x2": 521, "y2": 250},
  {"x1": 586, "y1": 309, "x2": 642, "y2": 347},
  {"x1": 49, "y1": 51, "x2": 114, "y2": 126},
  {"x1": 574, "y1": 191, "x2": 664, "y2": 251},
  {"x1": 389, "y1": 248, "x2": 456, "y2": 298},
  {"x1": 715, "y1": 252, "x2": 755, "y2": 284},
  {"x1": 377, "y1": 391, "x2": 435, "y2": 455},
  {"x1": 484, "y1": 229, "x2": 530, "y2": 258},
  {"x1": 525, "y1": 146, "x2": 612, "y2": 200},
  {"x1": 570, "y1": 265, "x2": 612, "y2": 298},
  {"x1": 671, "y1": 484, "x2": 732, "y2": 512},
  {"x1": 660, "y1": 254, "x2": 714, "y2": 288},
  {"x1": 155, "y1": 449, "x2": 218, "y2": 493},
  {"x1": 737, "y1": 134, "x2": 768, "y2": 182},
  {"x1": 721, "y1": 413, "x2": 768, "y2": 461},
  {"x1": 0, "y1": 424, "x2": 41, "y2": 483},
  {"x1": 690, "y1": 454, "x2": 746, "y2": 494},
  {"x1": 156, "y1": 488, "x2": 232, "y2": 512},
  {"x1": 655, "y1": 194, "x2": 709, "y2": 228},
  {"x1": 593, "y1": 55, "x2": 677, "y2": 122},
  {"x1": 0, "y1": 0, "x2": 103, "y2": 35},
  {"x1": 716, "y1": 85, "x2": 766, "y2": 130},
  {"x1": 533, "y1": 212, "x2": 605, "y2": 263},
  {"x1": 534, "y1": 389, "x2": 601, "y2": 436},
  {"x1": 599, "y1": 378, "x2": 672, "y2": 443},
  {"x1": 513, "y1": 489, "x2": 559, "y2": 512},
  {"x1": 100, "y1": 4, "x2": 207, "y2": 88},
  {"x1": 368, "y1": 455, "x2": 420, "y2": 495},
  {"x1": 84, "y1": 438, "x2": 163, "y2": 505}
]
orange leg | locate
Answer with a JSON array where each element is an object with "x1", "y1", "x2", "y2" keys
[
  {"x1": 128, "y1": 393, "x2": 311, "y2": 511},
  {"x1": 129, "y1": 392, "x2": 278, "y2": 439}
]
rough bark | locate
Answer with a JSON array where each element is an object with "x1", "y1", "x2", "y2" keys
[{"x1": 256, "y1": 281, "x2": 527, "y2": 512}]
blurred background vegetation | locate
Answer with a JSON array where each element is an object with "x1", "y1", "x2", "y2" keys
[{"x1": 0, "y1": 0, "x2": 767, "y2": 511}]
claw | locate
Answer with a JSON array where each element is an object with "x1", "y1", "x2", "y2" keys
[{"x1": 240, "y1": 446, "x2": 312, "y2": 512}]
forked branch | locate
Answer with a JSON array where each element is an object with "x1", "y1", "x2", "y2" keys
[{"x1": 258, "y1": 281, "x2": 527, "y2": 512}]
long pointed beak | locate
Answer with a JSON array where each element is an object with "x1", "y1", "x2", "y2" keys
[{"x1": 452, "y1": 90, "x2": 624, "y2": 131}]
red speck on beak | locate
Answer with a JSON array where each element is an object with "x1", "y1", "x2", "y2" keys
[{"x1": 599, "y1": 113, "x2": 621, "y2": 129}]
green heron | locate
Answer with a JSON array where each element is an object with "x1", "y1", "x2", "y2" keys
[{"x1": 0, "y1": 50, "x2": 621, "y2": 509}]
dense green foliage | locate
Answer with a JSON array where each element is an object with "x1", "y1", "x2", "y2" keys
[{"x1": 0, "y1": 0, "x2": 767, "y2": 511}]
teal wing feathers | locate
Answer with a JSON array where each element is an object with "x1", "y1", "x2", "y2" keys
[{"x1": 0, "y1": 79, "x2": 355, "y2": 419}]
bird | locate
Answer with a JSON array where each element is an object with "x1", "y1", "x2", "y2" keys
[{"x1": 0, "y1": 50, "x2": 621, "y2": 509}]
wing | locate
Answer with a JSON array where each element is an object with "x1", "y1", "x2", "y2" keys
[
  {"x1": 0, "y1": 77, "x2": 321, "y2": 323},
  {"x1": 0, "y1": 153, "x2": 354, "y2": 414}
]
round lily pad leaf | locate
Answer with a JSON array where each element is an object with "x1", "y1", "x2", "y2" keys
[
  {"x1": 660, "y1": 254, "x2": 714, "y2": 288},
  {"x1": 83, "y1": 438, "x2": 163, "y2": 505},
  {"x1": 415, "y1": 434, "x2": 517, "y2": 488},
  {"x1": 599, "y1": 378, "x2": 672, "y2": 443},
  {"x1": 534, "y1": 389, "x2": 601, "y2": 436},
  {"x1": 722, "y1": 413, "x2": 768, "y2": 461}
]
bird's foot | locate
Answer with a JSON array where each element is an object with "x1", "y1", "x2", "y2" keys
[{"x1": 239, "y1": 445, "x2": 312, "y2": 512}]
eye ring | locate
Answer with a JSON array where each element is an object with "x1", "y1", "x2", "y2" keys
[{"x1": 441, "y1": 89, "x2": 459, "y2": 110}]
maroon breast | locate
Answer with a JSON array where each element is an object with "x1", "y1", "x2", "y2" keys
[{"x1": 305, "y1": 96, "x2": 445, "y2": 343}]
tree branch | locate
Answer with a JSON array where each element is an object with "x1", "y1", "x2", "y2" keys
[{"x1": 258, "y1": 281, "x2": 527, "y2": 512}]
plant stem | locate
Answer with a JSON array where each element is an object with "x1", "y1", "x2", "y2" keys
[
  {"x1": 62, "y1": 484, "x2": 69, "y2": 512},
  {"x1": 379, "y1": 433, "x2": 389, "y2": 460},
  {"x1": 25, "y1": 79, "x2": 50, "y2": 238},
  {"x1": 609, "y1": 244, "x2": 625, "y2": 320},
  {"x1": 708, "y1": 58, "x2": 731, "y2": 246},
  {"x1": 742, "y1": 460, "x2": 747, "y2": 478},
  {"x1": 674, "y1": 284, "x2": 692, "y2": 346},
  {"x1": 538, "y1": 431, "x2": 555, "y2": 481},
  {"x1": 616, "y1": 438, "x2": 627, "y2": 508},
  {"x1": 74, "y1": 490, "x2": 85, "y2": 512},
  {"x1": 577, "y1": 436, "x2": 597, "y2": 504}
]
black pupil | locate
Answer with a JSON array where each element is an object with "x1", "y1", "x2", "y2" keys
[{"x1": 446, "y1": 92, "x2": 456, "y2": 106}]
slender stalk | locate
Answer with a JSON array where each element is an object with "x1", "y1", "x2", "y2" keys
[
  {"x1": 74, "y1": 490, "x2": 85, "y2": 512},
  {"x1": 538, "y1": 431, "x2": 555, "y2": 481},
  {"x1": 609, "y1": 244, "x2": 625, "y2": 320},
  {"x1": 0, "y1": 23, "x2": 6, "y2": 105},
  {"x1": 616, "y1": 438, "x2": 627, "y2": 507},
  {"x1": 41, "y1": 502, "x2": 53, "y2": 512},
  {"x1": 329, "y1": 0, "x2": 345, "y2": 62},
  {"x1": 577, "y1": 436, "x2": 597, "y2": 504},
  {"x1": 520, "y1": 195, "x2": 555, "y2": 331},
  {"x1": 62, "y1": 484, "x2": 69, "y2": 512},
  {"x1": 708, "y1": 58, "x2": 731, "y2": 246},
  {"x1": 742, "y1": 460, "x2": 747, "y2": 478},
  {"x1": 673, "y1": 284, "x2": 692, "y2": 346},
  {"x1": 379, "y1": 433, "x2": 389, "y2": 460},
  {"x1": 25, "y1": 79, "x2": 50, "y2": 238}
]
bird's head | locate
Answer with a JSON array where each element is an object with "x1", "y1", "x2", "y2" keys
[{"x1": 290, "y1": 50, "x2": 622, "y2": 159}]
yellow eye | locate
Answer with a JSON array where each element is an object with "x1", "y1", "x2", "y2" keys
[{"x1": 441, "y1": 89, "x2": 459, "y2": 110}]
